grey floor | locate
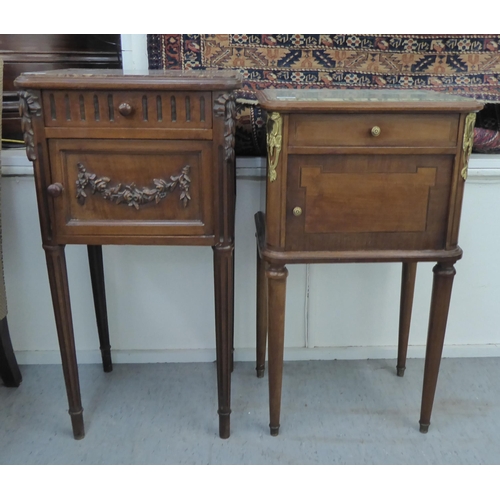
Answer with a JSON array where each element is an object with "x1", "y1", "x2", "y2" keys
[{"x1": 1, "y1": 357, "x2": 499, "y2": 464}]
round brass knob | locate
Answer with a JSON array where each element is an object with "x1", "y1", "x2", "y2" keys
[
  {"x1": 371, "y1": 126, "x2": 381, "y2": 137},
  {"x1": 118, "y1": 102, "x2": 133, "y2": 116},
  {"x1": 293, "y1": 206, "x2": 303, "y2": 217},
  {"x1": 47, "y1": 183, "x2": 64, "y2": 198}
]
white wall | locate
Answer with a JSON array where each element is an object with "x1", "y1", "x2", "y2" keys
[
  {"x1": 2, "y1": 151, "x2": 500, "y2": 364},
  {"x1": 1, "y1": 35, "x2": 499, "y2": 365}
]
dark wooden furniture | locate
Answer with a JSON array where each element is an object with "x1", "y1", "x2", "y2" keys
[
  {"x1": 1, "y1": 57, "x2": 22, "y2": 388},
  {"x1": 0, "y1": 317, "x2": 22, "y2": 387},
  {"x1": 1, "y1": 35, "x2": 121, "y2": 142},
  {"x1": 15, "y1": 69, "x2": 241, "y2": 439},
  {"x1": 255, "y1": 89, "x2": 482, "y2": 436}
]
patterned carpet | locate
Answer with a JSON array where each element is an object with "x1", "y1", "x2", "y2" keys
[{"x1": 148, "y1": 35, "x2": 500, "y2": 155}]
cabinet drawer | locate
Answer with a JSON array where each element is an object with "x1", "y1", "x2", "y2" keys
[
  {"x1": 47, "y1": 139, "x2": 214, "y2": 241},
  {"x1": 42, "y1": 90, "x2": 212, "y2": 129},
  {"x1": 285, "y1": 154, "x2": 454, "y2": 252},
  {"x1": 288, "y1": 113, "x2": 459, "y2": 148}
]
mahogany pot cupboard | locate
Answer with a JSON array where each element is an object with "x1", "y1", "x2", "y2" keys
[
  {"x1": 255, "y1": 89, "x2": 482, "y2": 436},
  {"x1": 15, "y1": 69, "x2": 241, "y2": 439}
]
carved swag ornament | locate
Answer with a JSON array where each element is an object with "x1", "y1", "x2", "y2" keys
[{"x1": 76, "y1": 163, "x2": 192, "y2": 210}]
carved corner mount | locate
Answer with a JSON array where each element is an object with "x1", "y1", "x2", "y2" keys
[
  {"x1": 214, "y1": 93, "x2": 236, "y2": 164},
  {"x1": 76, "y1": 163, "x2": 192, "y2": 210},
  {"x1": 461, "y1": 113, "x2": 476, "y2": 181},
  {"x1": 18, "y1": 91, "x2": 42, "y2": 162},
  {"x1": 266, "y1": 112, "x2": 283, "y2": 183},
  {"x1": 214, "y1": 93, "x2": 230, "y2": 117}
]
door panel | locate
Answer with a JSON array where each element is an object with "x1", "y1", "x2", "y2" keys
[
  {"x1": 285, "y1": 154, "x2": 453, "y2": 252},
  {"x1": 48, "y1": 139, "x2": 213, "y2": 240}
]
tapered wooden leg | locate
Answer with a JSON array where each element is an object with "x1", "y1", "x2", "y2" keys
[
  {"x1": 230, "y1": 246, "x2": 235, "y2": 373},
  {"x1": 267, "y1": 265, "x2": 288, "y2": 436},
  {"x1": 87, "y1": 245, "x2": 112, "y2": 372},
  {"x1": 256, "y1": 247, "x2": 268, "y2": 378},
  {"x1": 44, "y1": 244, "x2": 85, "y2": 440},
  {"x1": 0, "y1": 317, "x2": 22, "y2": 387},
  {"x1": 213, "y1": 244, "x2": 234, "y2": 439},
  {"x1": 419, "y1": 261, "x2": 456, "y2": 433},
  {"x1": 397, "y1": 262, "x2": 417, "y2": 377}
]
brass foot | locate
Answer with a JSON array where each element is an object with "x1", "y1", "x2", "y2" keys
[{"x1": 419, "y1": 422, "x2": 430, "y2": 434}]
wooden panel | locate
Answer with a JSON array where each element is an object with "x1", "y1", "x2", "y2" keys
[
  {"x1": 48, "y1": 139, "x2": 213, "y2": 240},
  {"x1": 288, "y1": 113, "x2": 459, "y2": 148},
  {"x1": 301, "y1": 167, "x2": 436, "y2": 233},
  {"x1": 285, "y1": 154, "x2": 454, "y2": 252},
  {"x1": 42, "y1": 91, "x2": 212, "y2": 129},
  {"x1": 43, "y1": 127, "x2": 213, "y2": 140}
]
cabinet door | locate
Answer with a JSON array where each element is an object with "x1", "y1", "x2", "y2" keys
[
  {"x1": 47, "y1": 139, "x2": 213, "y2": 243},
  {"x1": 285, "y1": 154, "x2": 454, "y2": 252}
]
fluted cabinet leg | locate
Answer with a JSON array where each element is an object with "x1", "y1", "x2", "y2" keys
[
  {"x1": 87, "y1": 245, "x2": 112, "y2": 372},
  {"x1": 44, "y1": 244, "x2": 84, "y2": 440},
  {"x1": 256, "y1": 246, "x2": 268, "y2": 378},
  {"x1": 419, "y1": 261, "x2": 456, "y2": 433},
  {"x1": 397, "y1": 262, "x2": 417, "y2": 377},
  {"x1": 213, "y1": 244, "x2": 234, "y2": 439},
  {"x1": 267, "y1": 265, "x2": 288, "y2": 436},
  {"x1": 0, "y1": 317, "x2": 22, "y2": 387}
]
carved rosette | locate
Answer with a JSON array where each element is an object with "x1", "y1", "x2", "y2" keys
[
  {"x1": 461, "y1": 113, "x2": 476, "y2": 181},
  {"x1": 266, "y1": 112, "x2": 283, "y2": 182},
  {"x1": 76, "y1": 163, "x2": 192, "y2": 210},
  {"x1": 214, "y1": 93, "x2": 236, "y2": 165},
  {"x1": 18, "y1": 91, "x2": 42, "y2": 161}
]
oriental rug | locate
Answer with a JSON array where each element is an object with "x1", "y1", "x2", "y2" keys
[{"x1": 148, "y1": 35, "x2": 500, "y2": 155}]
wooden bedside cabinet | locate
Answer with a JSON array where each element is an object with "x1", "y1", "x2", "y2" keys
[
  {"x1": 255, "y1": 89, "x2": 482, "y2": 436},
  {"x1": 15, "y1": 69, "x2": 242, "y2": 439}
]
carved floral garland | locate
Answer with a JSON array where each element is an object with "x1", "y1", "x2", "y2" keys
[{"x1": 76, "y1": 163, "x2": 192, "y2": 210}]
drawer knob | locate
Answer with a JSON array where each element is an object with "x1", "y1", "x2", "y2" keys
[
  {"x1": 47, "y1": 183, "x2": 64, "y2": 198},
  {"x1": 118, "y1": 102, "x2": 133, "y2": 116},
  {"x1": 293, "y1": 206, "x2": 303, "y2": 217},
  {"x1": 371, "y1": 126, "x2": 381, "y2": 137}
]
